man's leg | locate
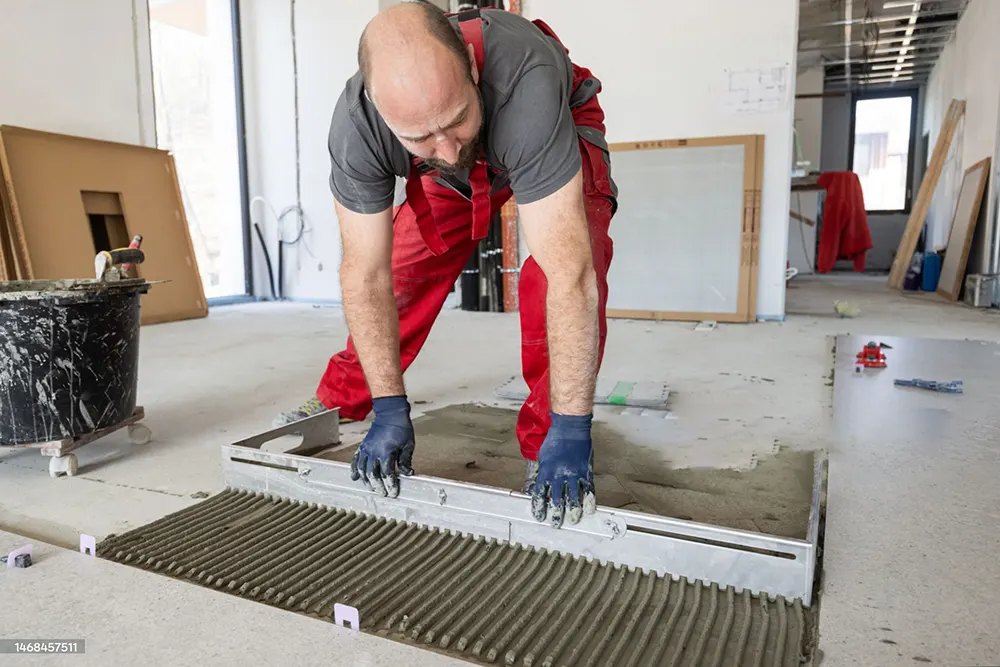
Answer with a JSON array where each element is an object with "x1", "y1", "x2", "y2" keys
[
  {"x1": 310, "y1": 178, "x2": 482, "y2": 422},
  {"x1": 516, "y1": 138, "x2": 616, "y2": 461}
]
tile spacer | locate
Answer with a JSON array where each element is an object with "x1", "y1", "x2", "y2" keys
[
  {"x1": 80, "y1": 534, "x2": 97, "y2": 557},
  {"x1": 334, "y1": 603, "x2": 360, "y2": 632},
  {"x1": 6, "y1": 544, "x2": 32, "y2": 569}
]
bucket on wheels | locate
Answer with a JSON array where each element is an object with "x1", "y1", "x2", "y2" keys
[{"x1": 0, "y1": 258, "x2": 151, "y2": 446}]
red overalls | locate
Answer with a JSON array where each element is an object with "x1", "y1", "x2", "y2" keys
[{"x1": 317, "y1": 11, "x2": 617, "y2": 461}]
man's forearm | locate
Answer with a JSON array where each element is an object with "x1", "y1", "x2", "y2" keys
[
  {"x1": 341, "y1": 264, "x2": 405, "y2": 398},
  {"x1": 546, "y1": 271, "x2": 599, "y2": 416}
]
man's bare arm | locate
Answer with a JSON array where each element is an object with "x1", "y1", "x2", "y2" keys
[
  {"x1": 518, "y1": 168, "x2": 598, "y2": 416},
  {"x1": 336, "y1": 199, "x2": 404, "y2": 398}
]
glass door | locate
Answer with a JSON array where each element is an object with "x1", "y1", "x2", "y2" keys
[{"x1": 149, "y1": 0, "x2": 246, "y2": 298}]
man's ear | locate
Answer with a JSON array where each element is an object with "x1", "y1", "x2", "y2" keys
[{"x1": 467, "y1": 43, "x2": 479, "y2": 84}]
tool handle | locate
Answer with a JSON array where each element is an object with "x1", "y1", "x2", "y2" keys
[{"x1": 106, "y1": 248, "x2": 145, "y2": 267}]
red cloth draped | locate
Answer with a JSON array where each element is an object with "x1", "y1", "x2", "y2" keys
[{"x1": 816, "y1": 172, "x2": 873, "y2": 273}]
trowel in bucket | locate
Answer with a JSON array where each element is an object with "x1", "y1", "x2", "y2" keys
[{"x1": 94, "y1": 245, "x2": 145, "y2": 282}]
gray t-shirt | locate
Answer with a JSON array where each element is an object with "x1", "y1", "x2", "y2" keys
[{"x1": 328, "y1": 9, "x2": 580, "y2": 215}]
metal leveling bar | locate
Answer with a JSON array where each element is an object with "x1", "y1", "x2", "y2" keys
[{"x1": 221, "y1": 444, "x2": 822, "y2": 605}]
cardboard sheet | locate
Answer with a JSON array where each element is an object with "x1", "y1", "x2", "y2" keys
[{"x1": 0, "y1": 126, "x2": 207, "y2": 325}]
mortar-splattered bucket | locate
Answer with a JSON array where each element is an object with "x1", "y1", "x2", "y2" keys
[{"x1": 0, "y1": 279, "x2": 150, "y2": 445}]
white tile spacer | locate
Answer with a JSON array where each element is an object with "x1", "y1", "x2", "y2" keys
[
  {"x1": 80, "y1": 534, "x2": 97, "y2": 557},
  {"x1": 333, "y1": 603, "x2": 360, "y2": 632},
  {"x1": 6, "y1": 544, "x2": 32, "y2": 569}
]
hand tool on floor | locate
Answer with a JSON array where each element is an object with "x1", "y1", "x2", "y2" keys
[
  {"x1": 894, "y1": 378, "x2": 963, "y2": 394},
  {"x1": 855, "y1": 341, "x2": 891, "y2": 371}
]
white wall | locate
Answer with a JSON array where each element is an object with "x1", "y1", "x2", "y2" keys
[
  {"x1": 924, "y1": 0, "x2": 1000, "y2": 274},
  {"x1": 522, "y1": 0, "x2": 799, "y2": 319},
  {"x1": 241, "y1": 0, "x2": 380, "y2": 301},
  {"x1": 788, "y1": 67, "x2": 824, "y2": 275},
  {"x1": 0, "y1": 0, "x2": 155, "y2": 146},
  {"x1": 241, "y1": 0, "x2": 379, "y2": 301}
]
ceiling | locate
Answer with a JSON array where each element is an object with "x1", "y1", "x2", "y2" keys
[{"x1": 798, "y1": 0, "x2": 968, "y2": 91}]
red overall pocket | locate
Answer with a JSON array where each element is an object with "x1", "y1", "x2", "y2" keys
[{"x1": 576, "y1": 126, "x2": 618, "y2": 214}]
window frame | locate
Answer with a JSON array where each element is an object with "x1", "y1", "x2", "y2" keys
[
  {"x1": 847, "y1": 87, "x2": 921, "y2": 215},
  {"x1": 147, "y1": 0, "x2": 253, "y2": 300}
]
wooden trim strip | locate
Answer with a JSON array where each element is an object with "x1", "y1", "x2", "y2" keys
[
  {"x1": 888, "y1": 99, "x2": 965, "y2": 289},
  {"x1": 609, "y1": 135, "x2": 758, "y2": 152},
  {"x1": 749, "y1": 135, "x2": 765, "y2": 320},
  {"x1": 607, "y1": 308, "x2": 750, "y2": 323},
  {"x1": 789, "y1": 210, "x2": 816, "y2": 227},
  {"x1": 0, "y1": 129, "x2": 34, "y2": 279}
]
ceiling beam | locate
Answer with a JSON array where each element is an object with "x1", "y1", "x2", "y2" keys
[
  {"x1": 795, "y1": 92, "x2": 848, "y2": 99},
  {"x1": 854, "y1": 19, "x2": 959, "y2": 35},
  {"x1": 799, "y1": 36, "x2": 951, "y2": 52},
  {"x1": 890, "y1": 0, "x2": 924, "y2": 84},
  {"x1": 801, "y1": 28, "x2": 956, "y2": 45},
  {"x1": 870, "y1": 38, "x2": 952, "y2": 54},
  {"x1": 867, "y1": 63, "x2": 935, "y2": 72},
  {"x1": 825, "y1": 74, "x2": 921, "y2": 83},
  {"x1": 800, "y1": 6, "x2": 962, "y2": 29},
  {"x1": 821, "y1": 48, "x2": 945, "y2": 66}
]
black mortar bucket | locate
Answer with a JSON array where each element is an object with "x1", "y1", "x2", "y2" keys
[{"x1": 0, "y1": 279, "x2": 151, "y2": 445}]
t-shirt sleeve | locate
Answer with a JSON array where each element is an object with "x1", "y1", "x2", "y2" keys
[
  {"x1": 493, "y1": 65, "x2": 581, "y2": 205},
  {"x1": 327, "y1": 96, "x2": 397, "y2": 215}
]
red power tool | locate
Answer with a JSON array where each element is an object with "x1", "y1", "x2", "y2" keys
[{"x1": 855, "y1": 341, "x2": 892, "y2": 371}]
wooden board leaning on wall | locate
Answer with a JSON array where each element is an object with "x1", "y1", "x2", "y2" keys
[
  {"x1": 888, "y1": 99, "x2": 966, "y2": 290},
  {"x1": 936, "y1": 157, "x2": 992, "y2": 302},
  {"x1": 0, "y1": 125, "x2": 207, "y2": 325}
]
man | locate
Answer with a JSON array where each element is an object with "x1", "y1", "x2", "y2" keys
[{"x1": 275, "y1": 0, "x2": 617, "y2": 528}]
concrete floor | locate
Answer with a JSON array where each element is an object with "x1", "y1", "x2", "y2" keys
[
  {"x1": 0, "y1": 530, "x2": 468, "y2": 667},
  {"x1": 2, "y1": 274, "x2": 999, "y2": 664},
  {"x1": 820, "y1": 333, "x2": 1000, "y2": 666}
]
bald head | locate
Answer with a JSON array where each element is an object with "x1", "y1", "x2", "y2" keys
[
  {"x1": 360, "y1": 3, "x2": 470, "y2": 82},
  {"x1": 358, "y1": 1, "x2": 484, "y2": 173}
]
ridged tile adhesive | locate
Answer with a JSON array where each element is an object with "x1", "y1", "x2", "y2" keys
[{"x1": 99, "y1": 489, "x2": 807, "y2": 667}]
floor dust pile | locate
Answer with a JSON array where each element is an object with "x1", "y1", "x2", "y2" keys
[{"x1": 100, "y1": 489, "x2": 806, "y2": 666}]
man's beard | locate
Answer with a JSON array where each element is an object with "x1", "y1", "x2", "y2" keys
[
  {"x1": 423, "y1": 86, "x2": 484, "y2": 176},
  {"x1": 425, "y1": 138, "x2": 480, "y2": 175}
]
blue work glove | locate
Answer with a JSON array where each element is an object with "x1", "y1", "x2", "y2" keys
[
  {"x1": 530, "y1": 413, "x2": 597, "y2": 528},
  {"x1": 350, "y1": 396, "x2": 415, "y2": 498}
]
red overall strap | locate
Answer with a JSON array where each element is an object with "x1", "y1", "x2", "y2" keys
[
  {"x1": 406, "y1": 171, "x2": 449, "y2": 255},
  {"x1": 457, "y1": 11, "x2": 486, "y2": 72},
  {"x1": 457, "y1": 11, "x2": 492, "y2": 243},
  {"x1": 410, "y1": 10, "x2": 491, "y2": 256}
]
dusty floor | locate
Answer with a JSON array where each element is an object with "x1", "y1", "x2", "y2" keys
[{"x1": 2, "y1": 274, "x2": 1000, "y2": 665}]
